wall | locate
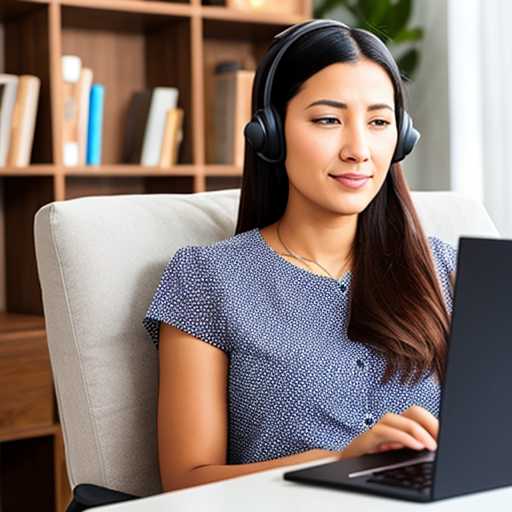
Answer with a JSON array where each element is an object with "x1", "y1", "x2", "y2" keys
[{"x1": 404, "y1": 0, "x2": 451, "y2": 192}]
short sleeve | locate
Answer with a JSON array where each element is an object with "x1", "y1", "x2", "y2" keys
[
  {"x1": 143, "y1": 245, "x2": 230, "y2": 352},
  {"x1": 429, "y1": 236, "x2": 457, "y2": 312}
]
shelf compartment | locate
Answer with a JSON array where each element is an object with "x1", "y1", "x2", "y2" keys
[
  {"x1": 202, "y1": 18, "x2": 283, "y2": 165},
  {"x1": 4, "y1": 175, "x2": 54, "y2": 314},
  {"x1": 0, "y1": 314, "x2": 53, "y2": 433},
  {"x1": 3, "y1": 3, "x2": 53, "y2": 164},
  {"x1": 60, "y1": 5, "x2": 193, "y2": 166}
]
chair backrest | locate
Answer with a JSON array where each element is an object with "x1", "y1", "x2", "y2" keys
[{"x1": 34, "y1": 189, "x2": 499, "y2": 497}]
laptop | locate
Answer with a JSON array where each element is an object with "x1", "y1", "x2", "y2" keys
[{"x1": 284, "y1": 237, "x2": 512, "y2": 502}]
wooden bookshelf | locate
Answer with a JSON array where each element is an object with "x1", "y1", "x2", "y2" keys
[
  {"x1": 0, "y1": 312, "x2": 70, "y2": 512},
  {"x1": 1, "y1": 0, "x2": 312, "y2": 312},
  {"x1": 0, "y1": 1, "x2": 313, "y2": 510}
]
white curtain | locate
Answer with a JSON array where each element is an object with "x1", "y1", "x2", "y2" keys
[{"x1": 448, "y1": 0, "x2": 512, "y2": 236}]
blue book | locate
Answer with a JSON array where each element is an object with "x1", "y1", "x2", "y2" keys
[{"x1": 86, "y1": 84, "x2": 105, "y2": 165}]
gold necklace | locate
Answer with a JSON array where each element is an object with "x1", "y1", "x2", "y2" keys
[{"x1": 276, "y1": 221, "x2": 335, "y2": 279}]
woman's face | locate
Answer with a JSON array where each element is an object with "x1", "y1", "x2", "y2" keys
[{"x1": 283, "y1": 59, "x2": 398, "y2": 220}]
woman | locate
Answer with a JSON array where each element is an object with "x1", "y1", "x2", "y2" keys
[{"x1": 144, "y1": 20, "x2": 456, "y2": 492}]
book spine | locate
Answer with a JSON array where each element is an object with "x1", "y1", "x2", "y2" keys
[
  {"x1": 62, "y1": 55, "x2": 82, "y2": 166},
  {"x1": 0, "y1": 76, "x2": 19, "y2": 166},
  {"x1": 159, "y1": 108, "x2": 184, "y2": 167},
  {"x1": 7, "y1": 75, "x2": 41, "y2": 167},
  {"x1": 86, "y1": 84, "x2": 105, "y2": 165},
  {"x1": 77, "y1": 68, "x2": 94, "y2": 166},
  {"x1": 234, "y1": 71, "x2": 254, "y2": 167}
]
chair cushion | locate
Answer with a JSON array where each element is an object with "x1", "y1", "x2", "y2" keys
[{"x1": 35, "y1": 189, "x2": 239, "y2": 496}]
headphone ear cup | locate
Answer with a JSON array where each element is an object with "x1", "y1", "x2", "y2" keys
[
  {"x1": 244, "y1": 112, "x2": 267, "y2": 154},
  {"x1": 392, "y1": 111, "x2": 420, "y2": 163},
  {"x1": 244, "y1": 105, "x2": 285, "y2": 163}
]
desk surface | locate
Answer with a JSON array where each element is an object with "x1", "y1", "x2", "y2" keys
[{"x1": 90, "y1": 460, "x2": 512, "y2": 511}]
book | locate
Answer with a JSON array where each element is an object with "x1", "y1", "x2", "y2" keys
[
  {"x1": 7, "y1": 75, "x2": 41, "y2": 167},
  {"x1": 124, "y1": 90, "x2": 153, "y2": 164},
  {"x1": 213, "y1": 69, "x2": 254, "y2": 166},
  {"x1": 76, "y1": 67, "x2": 93, "y2": 165},
  {"x1": 86, "y1": 84, "x2": 105, "y2": 165},
  {"x1": 140, "y1": 87, "x2": 179, "y2": 166},
  {"x1": 159, "y1": 108, "x2": 184, "y2": 167},
  {"x1": 0, "y1": 74, "x2": 19, "y2": 166},
  {"x1": 62, "y1": 55, "x2": 82, "y2": 166}
]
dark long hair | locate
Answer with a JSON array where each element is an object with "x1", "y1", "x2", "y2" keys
[{"x1": 236, "y1": 24, "x2": 450, "y2": 383}]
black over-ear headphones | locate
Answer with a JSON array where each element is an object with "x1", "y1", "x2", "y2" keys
[{"x1": 244, "y1": 19, "x2": 420, "y2": 164}]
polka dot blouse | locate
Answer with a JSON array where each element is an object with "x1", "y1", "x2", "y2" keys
[{"x1": 144, "y1": 229, "x2": 457, "y2": 465}]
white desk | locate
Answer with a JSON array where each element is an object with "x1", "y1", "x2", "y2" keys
[{"x1": 90, "y1": 461, "x2": 512, "y2": 511}]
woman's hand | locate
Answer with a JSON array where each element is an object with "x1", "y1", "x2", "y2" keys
[{"x1": 341, "y1": 406, "x2": 438, "y2": 459}]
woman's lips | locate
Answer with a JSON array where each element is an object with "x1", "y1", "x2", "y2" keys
[{"x1": 330, "y1": 173, "x2": 371, "y2": 190}]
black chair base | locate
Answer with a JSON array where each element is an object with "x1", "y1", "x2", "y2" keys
[{"x1": 65, "y1": 483, "x2": 138, "y2": 512}]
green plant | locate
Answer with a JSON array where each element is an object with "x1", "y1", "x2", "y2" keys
[{"x1": 314, "y1": 0, "x2": 423, "y2": 79}]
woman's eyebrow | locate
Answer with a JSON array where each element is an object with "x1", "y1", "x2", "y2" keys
[
  {"x1": 306, "y1": 99, "x2": 347, "y2": 109},
  {"x1": 367, "y1": 103, "x2": 395, "y2": 112},
  {"x1": 305, "y1": 99, "x2": 394, "y2": 112}
]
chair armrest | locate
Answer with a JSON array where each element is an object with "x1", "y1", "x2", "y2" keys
[{"x1": 66, "y1": 484, "x2": 138, "y2": 512}]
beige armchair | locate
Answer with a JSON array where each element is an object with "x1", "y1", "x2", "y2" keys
[{"x1": 34, "y1": 189, "x2": 499, "y2": 510}]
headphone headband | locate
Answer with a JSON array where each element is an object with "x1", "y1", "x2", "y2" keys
[{"x1": 262, "y1": 20, "x2": 349, "y2": 108}]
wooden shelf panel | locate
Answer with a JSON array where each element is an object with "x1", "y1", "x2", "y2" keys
[
  {"x1": 0, "y1": 312, "x2": 45, "y2": 333},
  {"x1": 203, "y1": 164, "x2": 241, "y2": 176},
  {"x1": 0, "y1": 423, "x2": 59, "y2": 444},
  {"x1": 60, "y1": 0, "x2": 192, "y2": 19},
  {"x1": 62, "y1": 163, "x2": 199, "y2": 176},
  {"x1": 60, "y1": 2, "x2": 191, "y2": 31},
  {"x1": 0, "y1": 164, "x2": 243, "y2": 177},
  {"x1": 201, "y1": 5, "x2": 310, "y2": 26},
  {"x1": 0, "y1": 165, "x2": 57, "y2": 176}
]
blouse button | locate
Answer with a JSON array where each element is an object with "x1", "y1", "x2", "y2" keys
[
  {"x1": 356, "y1": 359, "x2": 365, "y2": 368},
  {"x1": 365, "y1": 417, "x2": 374, "y2": 426},
  {"x1": 339, "y1": 283, "x2": 347, "y2": 292}
]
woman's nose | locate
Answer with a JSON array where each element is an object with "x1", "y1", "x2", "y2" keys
[{"x1": 339, "y1": 124, "x2": 371, "y2": 163}]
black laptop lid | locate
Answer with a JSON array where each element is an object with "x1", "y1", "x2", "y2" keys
[{"x1": 433, "y1": 237, "x2": 512, "y2": 500}]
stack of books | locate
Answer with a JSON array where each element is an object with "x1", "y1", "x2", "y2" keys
[
  {"x1": 62, "y1": 55, "x2": 105, "y2": 166},
  {"x1": 0, "y1": 73, "x2": 41, "y2": 167},
  {"x1": 124, "y1": 87, "x2": 183, "y2": 167}
]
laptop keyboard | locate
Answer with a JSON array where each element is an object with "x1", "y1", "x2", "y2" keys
[{"x1": 367, "y1": 461, "x2": 434, "y2": 492}]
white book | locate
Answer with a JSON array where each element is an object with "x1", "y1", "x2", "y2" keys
[
  {"x1": 140, "y1": 87, "x2": 179, "y2": 166},
  {"x1": 0, "y1": 74, "x2": 19, "y2": 166}
]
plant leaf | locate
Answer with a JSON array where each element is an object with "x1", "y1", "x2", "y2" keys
[
  {"x1": 381, "y1": 0, "x2": 412, "y2": 39},
  {"x1": 359, "y1": 0, "x2": 391, "y2": 25},
  {"x1": 394, "y1": 27, "x2": 423, "y2": 43},
  {"x1": 397, "y1": 47, "x2": 419, "y2": 79}
]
